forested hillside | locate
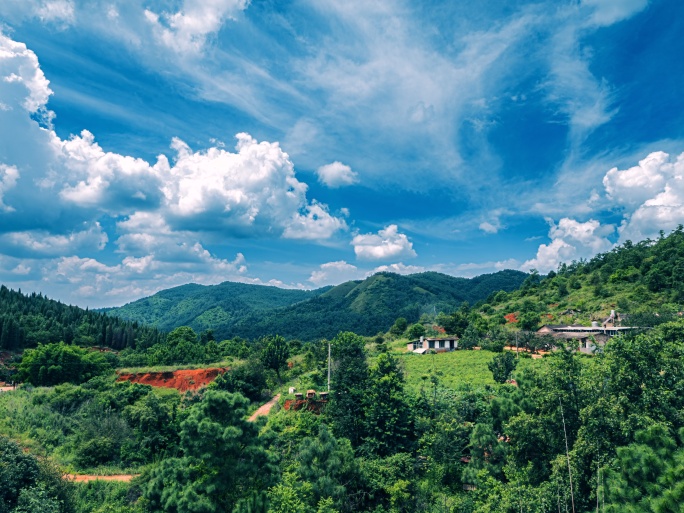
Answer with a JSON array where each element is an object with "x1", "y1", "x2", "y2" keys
[
  {"x1": 481, "y1": 227, "x2": 684, "y2": 329},
  {"x1": 0, "y1": 286, "x2": 165, "y2": 351},
  {"x1": 102, "y1": 281, "x2": 325, "y2": 335},
  {"x1": 105, "y1": 270, "x2": 527, "y2": 341}
]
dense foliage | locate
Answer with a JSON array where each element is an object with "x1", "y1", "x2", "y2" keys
[
  {"x1": 0, "y1": 285, "x2": 165, "y2": 351},
  {"x1": 106, "y1": 271, "x2": 527, "y2": 341},
  {"x1": 17, "y1": 343, "x2": 112, "y2": 386},
  {"x1": 482, "y1": 227, "x2": 684, "y2": 330}
]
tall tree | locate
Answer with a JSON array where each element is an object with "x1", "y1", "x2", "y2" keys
[
  {"x1": 144, "y1": 390, "x2": 274, "y2": 513},
  {"x1": 363, "y1": 353, "x2": 414, "y2": 456},
  {"x1": 327, "y1": 332, "x2": 368, "y2": 448},
  {"x1": 261, "y1": 335, "x2": 289, "y2": 385}
]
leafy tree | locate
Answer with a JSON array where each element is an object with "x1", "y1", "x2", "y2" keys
[
  {"x1": 389, "y1": 317, "x2": 408, "y2": 336},
  {"x1": 603, "y1": 424, "x2": 684, "y2": 512},
  {"x1": 261, "y1": 335, "x2": 289, "y2": 385},
  {"x1": 406, "y1": 323, "x2": 426, "y2": 340},
  {"x1": 18, "y1": 342, "x2": 111, "y2": 386},
  {"x1": 0, "y1": 436, "x2": 74, "y2": 513},
  {"x1": 295, "y1": 424, "x2": 358, "y2": 509},
  {"x1": 363, "y1": 353, "x2": 414, "y2": 456},
  {"x1": 459, "y1": 325, "x2": 480, "y2": 349},
  {"x1": 143, "y1": 390, "x2": 274, "y2": 513},
  {"x1": 488, "y1": 352, "x2": 517, "y2": 383},
  {"x1": 212, "y1": 358, "x2": 268, "y2": 402},
  {"x1": 327, "y1": 332, "x2": 368, "y2": 448}
]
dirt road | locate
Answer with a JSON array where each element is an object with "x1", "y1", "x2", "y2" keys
[
  {"x1": 248, "y1": 394, "x2": 281, "y2": 422},
  {"x1": 67, "y1": 474, "x2": 137, "y2": 483}
]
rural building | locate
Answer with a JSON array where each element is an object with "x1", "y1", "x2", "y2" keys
[
  {"x1": 408, "y1": 336, "x2": 459, "y2": 354},
  {"x1": 537, "y1": 319, "x2": 638, "y2": 353}
]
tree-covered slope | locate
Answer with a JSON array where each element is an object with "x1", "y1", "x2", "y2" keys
[
  {"x1": 107, "y1": 270, "x2": 526, "y2": 341},
  {"x1": 103, "y1": 281, "x2": 329, "y2": 335},
  {"x1": 243, "y1": 270, "x2": 525, "y2": 341},
  {"x1": 483, "y1": 227, "x2": 684, "y2": 329},
  {"x1": 0, "y1": 285, "x2": 164, "y2": 351}
]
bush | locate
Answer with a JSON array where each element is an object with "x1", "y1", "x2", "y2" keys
[{"x1": 18, "y1": 342, "x2": 112, "y2": 386}]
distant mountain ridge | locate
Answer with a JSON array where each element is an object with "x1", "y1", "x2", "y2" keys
[{"x1": 103, "y1": 270, "x2": 528, "y2": 341}]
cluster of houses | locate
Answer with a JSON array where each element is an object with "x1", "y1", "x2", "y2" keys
[{"x1": 407, "y1": 311, "x2": 641, "y2": 355}]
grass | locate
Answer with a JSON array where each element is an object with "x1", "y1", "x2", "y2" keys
[{"x1": 396, "y1": 349, "x2": 543, "y2": 393}]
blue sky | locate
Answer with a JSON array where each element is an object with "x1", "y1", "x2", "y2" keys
[{"x1": 0, "y1": 0, "x2": 683, "y2": 307}]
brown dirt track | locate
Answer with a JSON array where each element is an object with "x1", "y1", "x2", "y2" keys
[
  {"x1": 116, "y1": 368, "x2": 228, "y2": 392},
  {"x1": 67, "y1": 474, "x2": 137, "y2": 483}
]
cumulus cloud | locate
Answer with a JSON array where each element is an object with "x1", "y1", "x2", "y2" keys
[
  {"x1": 522, "y1": 218, "x2": 614, "y2": 272},
  {"x1": 603, "y1": 151, "x2": 684, "y2": 242},
  {"x1": 308, "y1": 260, "x2": 424, "y2": 287},
  {"x1": 145, "y1": 0, "x2": 249, "y2": 53},
  {"x1": 0, "y1": 222, "x2": 108, "y2": 257},
  {"x1": 352, "y1": 225, "x2": 417, "y2": 261},
  {"x1": 316, "y1": 161, "x2": 359, "y2": 188},
  {"x1": 309, "y1": 260, "x2": 361, "y2": 286},
  {"x1": 0, "y1": 31, "x2": 349, "y2": 305}
]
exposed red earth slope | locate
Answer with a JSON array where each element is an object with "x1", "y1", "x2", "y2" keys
[{"x1": 116, "y1": 368, "x2": 228, "y2": 392}]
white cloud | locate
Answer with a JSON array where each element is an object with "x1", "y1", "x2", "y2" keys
[
  {"x1": 603, "y1": 151, "x2": 680, "y2": 208},
  {"x1": 36, "y1": 0, "x2": 75, "y2": 24},
  {"x1": 522, "y1": 218, "x2": 614, "y2": 272},
  {"x1": 145, "y1": 0, "x2": 249, "y2": 54},
  {"x1": 352, "y1": 224, "x2": 417, "y2": 261},
  {"x1": 55, "y1": 130, "x2": 164, "y2": 213},
  {"x1": 370, "y1": 262, "x2": 424, "y2": 275},
  {"x1": 0, "y1": 164, "x2": 19, "y2": 212},
  {"x1": 309, "y1": 260, "x2": 361, "y2": 286},
  {"x1": 0, "y1": 31, "x2": 351, "y2": 305},
  {"x1": 603, "y1": 151, "x2": 684, "y2": 242},
  {"x1": 163, "y1": 133, "x2": 346, "y2": 239},
  {"x1": 316, "y1": 161, "x2": 359, "y2": 188},
  {"x1": 1, "y1": 222, "x2": 108, "y2": 256},
  {"x1": 581, "y1": 0, "x2": 648, "y2": 27}
]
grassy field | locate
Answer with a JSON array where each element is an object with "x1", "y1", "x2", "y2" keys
[{"x1": 396, "y1": 349, "x2": 541, "y2": 392}]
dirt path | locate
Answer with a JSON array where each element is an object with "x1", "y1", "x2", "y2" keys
[
  {"x1": 67, "y1": 474, "x2": 138, "y2": 483},
  {"x1": 63, "y1": 394, "x2": 280, "y2": 484},
  {"x1": 249, "y1": 394, "x2": 281, "y2": 422}
]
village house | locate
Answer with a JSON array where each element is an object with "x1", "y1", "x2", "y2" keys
[
  {"x1": 407, "y1": 336, "x2": 459, "y2": 354},
  {"x1": 536, "y1": 313, "x2": 639, "y2": 353}
]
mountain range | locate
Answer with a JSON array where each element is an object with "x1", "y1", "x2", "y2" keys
[{"x1": 103, "y1": 270, "x2": 528, "y2": 341}]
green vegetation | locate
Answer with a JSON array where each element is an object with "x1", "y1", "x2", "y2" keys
[
  {"x1": 483, "y1": 227, "x2": 684, "y2": 329},
  {"x1": 105, "y1": 270, "x2": 527, "y2": 341},
  {"x1": 4, "y1": 229, "x2": 684, "y2": 512},
  {"x1": 0, "y1": 285, "x2": 164, "y2": 351},
  {"x1": 18, "y1": 343, "x2": 112, "y2": 386}
]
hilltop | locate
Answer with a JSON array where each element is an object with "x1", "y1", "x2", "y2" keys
[{"x1": 104, "y1": 270, "x2": 528, "y2": 340}]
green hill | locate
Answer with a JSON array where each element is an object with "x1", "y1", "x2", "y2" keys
[
  {"x1": 0, "y1": 285, "x2": 165, "y2": 351},
  {"x1": 483, "y1": 227, "x2": 684, "y2": 328},
  {"x1": 105, "y1": 270, "x2": 528, "y2": 341}
]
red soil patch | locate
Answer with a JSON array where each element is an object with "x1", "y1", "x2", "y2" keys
[
  {"x1": 116, "y1": 368, "x2": 228, "y2": 392},
  {"x1": 283, "y1": 398, "x2": 328, "y2": 414}
]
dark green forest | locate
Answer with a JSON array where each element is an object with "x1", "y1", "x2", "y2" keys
[
  {"x1": 105, "y1": 270, "x2": 528, "y2": 341},
  {"x1": 0, "y1": 286, "x2": 165, "y2": 352}
]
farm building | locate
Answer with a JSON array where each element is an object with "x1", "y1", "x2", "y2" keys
[{"x1": 407, "y1": 336, "x2": 459, "y2": 354}]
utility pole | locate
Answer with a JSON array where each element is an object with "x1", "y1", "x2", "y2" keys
[{"x1": 327, "y1": 341, "x2": 331, "y2": 392}]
